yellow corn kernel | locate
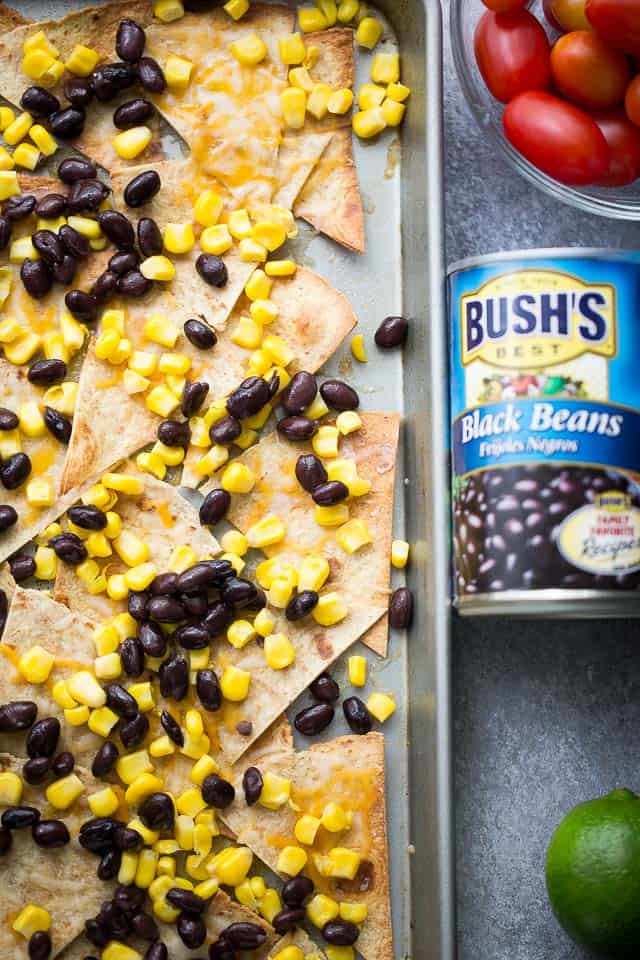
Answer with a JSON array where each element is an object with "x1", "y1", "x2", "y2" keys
[
  {"x1": 95, "y1": 329, "x2": 120, "y2": 361},
  {"x1": 88, "y1": 705, "x2": 119, "y2": 738},
  {"x1": 194, "y1": 877, "x2": 219, "y2": 900},
  {"x1": 163, "y1": 544, "x2": 195, "y2": 575},
  {"x1": 249, "y1": 876, "x2": 266, "y2": 899},
  {"x1": 321, "y1": 801, "x2": 351, "y2": 832},
  {"x1": 18, "y1": 400, "x2": 46, "y2": 440},
  {"x1": 193, "y1": 822, "x2": 212, "y2": 858},
  {"x1": 231, "y1": 314, "x2": 262, "y2": 350},
  {"x1": 279, "y1": 32, "x2": 307, "y2": 65},
  {"x1": 12, "y1": 905, "x2": 51, "y2": 939},
  {"x1": 372, "y1": 50, "x2": 400, "y2": 84},
  {"x1": 149, "y1": 734, "x2": 175, "y2": 758},
  {"x1": 13, "y1": 142, "x2": 39, "y2": 170},
  {"x1": 5, "y1": 331, "x2": 42, "y2": 365},
  {"x1": 336, "y1": 518, "x2": 372, "y2": 554},
  {"x1": 261, "y1": 336, "x2": 293, "y2": 369},
  {"x1": 307, "y1": 82, "x2": 332, "y2": 120},
  {"x1": 228, "y1": 208, "x2": 252, "y2": 240},
  {"x1": 339, "y1": 902, "x2": 368, "y2": 923},
  {"x1": 88, "y1": 786, "x2": 119, "y2": 817},
  {"x1": 4, "y1": 111, "x2": 33, "y2": 145},
  {"x1": 246, "y1": 514, "x2": 286, "y2": 549},
  {"x1": 367, "y1": 691, "x2": 396, "y2": 723},
  {"x1": 390, "y1": 538, "x2": 410, "y2": 569},
  {"x1": 327, "y1": 88, "x2": 354, "y2": 116},
  {"x1": 135, "y1": 848, "x2": 158, "y2": 889},
  {"x1": 93, "y1": 624, "x2": 120, "y2": 659},
  {"x1": 247, "y1": 301, "x2": 277, "y2": 330},
  {"x1": 42, "y1": 331, "x2": 70, "y2": 364},
  {"x1": 313, "y1": 591, "x2": 348, "y2": 626},
  {"x1": 124, "y1": 562, "x2": 157, "y2": 592},
  {"x1": 227, "y1": 619, "x2": 256, "y2": 649},
  {"x1": 52, "y1": 678, "x2": 77, "y2": 709},
  {"x1": 295, "y1": 813, "x2": 320, "y2": 845},
  {"x1": 65, "y1": 43, "x2": 99, "y2": 76},
  {"x1": 246, "y1": 349, "x2": 271, "y2": 376},
  {"x1": 224, "y1": 0, "x2": 249, "y2": 18},
  {"x1": 176, "y1": 786, "x2": 206, "y2": 818},
  {"x1": 46, "y1": 773, "x2": 84, "y2": 810},
  {"x1": 66, "y1": 216, "x2": 101, "y2": 241},
  {"x1": 358, "y1": 82, "x2": 386, "y2": 110},
  {"x1": 209, "y1": 845, "x2": 253, "y2": 886},
  {"x1": 348, "y1": 654, "x2": 367, "y2": 687},
  {"x1": 128, "y1": 682, "x2": 155, "y2": 713},
  {"x1": 194, "y1": 189, "x2": 224, "y2": 228},
  {"x1": 334, "y1": 414, "x2": 361, "y2": 441},
  {"x1": 281, "y1": 86, "x2": 307, "y2": 129},
  {"x1": 110, "y1": 613, "x2": 137, "y2": 642},
  {"x1": 157, "y1": 855, "x2": 176, "y2": 877},
  {"x1": 18, "y1": 644, "x2": 55, "y2": 684},
  {"x1": 41, "y1": 59, "x2": 65, "y2": 86},
  {"x1": 116, "y1": 749, "x2": 153, "y2": 786},
  {"x1": 356, "y1": 15, "x2": 383, "y2": 47},
  {"x1": 200, "y1": 223, "x2": 232, "y2": 255},
  {"x1": 149, "y1": 873, "x2": 174, "y2": 900},
  {"x1": 0, "y1": 771, "x2": 23, "y2": 805},
  {"x1": 352, "y1": 105, "x2": 387, "y2": 138},
  {"x1": 140, "y1": 255, "x2": 176, "y2": 282},
  {"x1": 102, "y1": 307, "x2": 125, "y2": 332},
  {"x1": 348, "y1": 335, "x2": 368, "y2": 365},
  {"x1": 235, "y1": 879, "x2": 258, "y2": 909},
  {"x1": 35, "y1": 544, "x2": 59, "y2": 582},
  {"x1": 264, "y1": 632, "x2": 295, "y2": 670},
  {"x1": 128, "y1": 352, "x2": 157, "y2": 379},
  {"x1": 317, "y1": 0, "x2": 338, "y2": 23},
  {"x1": 163, "y1": 221, "x2": 195, "y2": 255},
  {"x1": 128, "y1": 821, "x2": 159, "y2": 852},
  {"x1": 123, "y1": 370, "x2": 150, "y2": 396},
  {"x1": 288, "y1": 65, "x2": 314, "y2": 94},
  {"x1": 145, "y1": 384, "x2": 179, "y2": 417},
  {"x1": 44, "y1": 381, "x2": 78, "y2": 416},
  {"x1": 272, "y1": 948, "x2": 304, "y2": 960},
  {"x1": 253, "y1": 607, "x2": 276, "y2": 639},
  {"x1": 221, "y1": 462, "x2": 255, "y2": 494},
  {"x1": 196, "y1": 444, "x2": 229, "y2": 477},
  {"x1": 185, "y1": 709, "x2": 204, "y2": 739},
  {"x1": 382, "y1": 97, "x2": 406, "y2": 127},
  {"x1": 269, "y1": 576, "x2": 294, "y2": 609},
  {"x1": 260, "y1": 887, "x2": 282, "y2": 922},
  {"x1": 299, "y1": 6, "x2": 328, "y2": 31},
  {"x1": 151, "y1": 441, "x2": 184, "y2": 468},
  {"x1": 64, "y1": 704, "x2": 89, "y2": 726},
  {"x1": 244, "y1": 268, "x2": 273, "y2": 302},
  {"x1": 9, "y1": 237, "x2": 37, "y2": 265},
  {"x1": 314, "y1": 504, "x2": 350, "y2": 531},
  {"x1": 0, "y1": 106, "x2": 15, "y2": 131},
  {"x1": 0, "y1": 170, "x2": 19, "y2": 201},
  {"x1": 238, "y1": 237, "x2": 267, "y2": 263},
  {"x1": 311, "y1": 425, "x2": 338, "y2": 459},
  {"x1": 66, "y1": 670, "x2": 106, "y2": 708},
  {"x1": 231, "y1": 31, "x2": 267, "y2": 65},
  {"x1": 145, "y1": 314, "x2": 180, "y2": 349},
  {"x1": 0, "y1": 147, "x2": 14, "y2": 171},
  {"x1": 154, "y1": 0, "x2": 185, "y2": 21},
  {"x1": 387, "y1": 80, "x2": 411, "y2": 103},
  {"x1": 220, "y1": 530, "x2": 248, "y2": 556},
  {"x1": 259, "y1": 771, "x2": 291, "y2": 810},
  {"x1": 113, "y1": 125, "x2": 152, "y2": 160},
  {"x1": 220, "y1": 664, "x2": 251, "y2": 702},
  {"x1": 296, "y1": 555, "x2": 328, "y2": 592},
  {"x1": 118, "y1": 852, "x2": 139, "y2": 885},
  {"x1": 159, "y1": 353, "x2": 192, "y2": 378},
  {"x1": 190, "y1": 754, "x2": 218, "y2": 786},
  {"x1": 165, "y1": 53, "x2": 193, "y2": 89},
  {"x1": 136, "y1": 451, "x2": 166, "y2": 480},
  {"x1": 277, "y1": 845, "x2": 307, "y2": 876},
  {"x1": 126, "y1": 773, "x2": 164, "y2": 807},
  {"x1": 252, "y1": 220, "x2": 287, "y2": 253},
  {"x1": 337, "y1": 0, "x2": 359, "y2": 20},
  {"x1": 113, "y1": 531, "x2": 149, "y2": 569},
  {"x1": 264, "y1": 262, "x2": 296, "y2": 284},
  {"x1": 325, "y1": 948, "x2": 355, "y2": 960},
  {"x1": 94, "y1": 652, "x2": 122, "y2": 680},
  {"x1": 0, "y1": 426, "x2": 20, "y2": 462}
]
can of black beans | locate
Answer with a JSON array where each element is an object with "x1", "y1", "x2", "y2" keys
[{"x1": 448, "y1": 249, "x2": 640, "y2": 617}]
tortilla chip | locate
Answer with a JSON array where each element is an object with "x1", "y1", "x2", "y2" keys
[
  {"x1": 55, "y1": 470, "x2": 220, "y2": 625},
  {"x1": 221, "y1": 731, "x2": 392, "y2": 960},
  {"x1": 0, "y1": 3, "x2": 30, "y2": 32},
  {"x1": 295, "y1": 128, "x2": 365, "y2": 254},
  {"x1": 301, "y1": 28, "x2": 354, "y2": 134},
  {"x1": 0, "y1": 586, "x2": 102, "y2": 763},
  {"x1": 273, "y1": 131, "x2": 333, "y2": 212},
  {"x1": 0, "y1": 753, "x2": 110, "y2": 960},
  {"x1": 201, "y1": 412, "x2": 398, "y2": 657}
]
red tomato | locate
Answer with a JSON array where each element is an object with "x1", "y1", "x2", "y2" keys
[
  {"x1": 474, "y1": 10, "x2": 551, "y2": 103},
  {"x1": 550, "y1": 30, "x2": 630, "y2": 109},
  {"x1": 585, "y1": 0, "x2": 640, "y2": 55},
  {"x1": 625, "y1": 74, "x2": 640, "y2": 126},
  {"x1": 481, "y1": 0, "x2": 528, "y2": 10},
  {"x1": 592, "y1": 109, "x2": 640, "y2": 184},
  {"x1": 543, "y1": 0, "x2": 590, "y2": 31},
  {"x1": 503, "y1": 91, "x2": 611, "y2": 184}
]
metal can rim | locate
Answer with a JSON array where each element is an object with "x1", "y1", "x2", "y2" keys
[{"x1": 447, "y1": 247, "x2": 640, "y2": 276}]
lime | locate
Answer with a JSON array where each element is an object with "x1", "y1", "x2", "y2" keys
[{"x1": 546, "y1": 788, "x2": 640, "y2": 958}]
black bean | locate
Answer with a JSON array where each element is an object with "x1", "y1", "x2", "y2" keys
[
  {"x1": 136, "y1": 56, "x2": 167, "y2": 93},
  {"x1": 106, "y1": 683, "x2": 139, "y2": 719},
  {"x1": 343, "y1": 696, "x2": 372, "y2": 735},
  {"x1": 177, "y1": 913, "x2": 206, "y2": 950},
  {"x1": 222, "y1": 576, "x2": 259, "y2": 608},
  {"x1": 67, "y1": 178, "x2": 110, "y2": 214},
  {"x1": 126, "y1": 589, "x2": 148, "y2": 622},
  {"x1": 320, "y1": 379, "x2": 359, "y2": 411},
  {"x1": 0, "y1": 715, "x2": 27, "y2": 767},
  {"x1": 98, "y1": 210, "x2": 135, "y2": 249},
  {"x1": 0, "y1": 215, "x2": 11, "y2": 249},
  {"x1": 150, "y1": 572, "x2": 179, "y2": 595},
  {"x1": 184, "y1": 318, "x2": 216, "y2": 350},
  {"x1": 68, "y1": 504, "x2": 107, "y2": 530},
  {"x1": 0, "y1": 588, "x2": 7, "y2": 634},
  {"x1": 157, "y1": 418, "x2": 190, "y2": 447},
  {"x1": 145, "y1": 943, "x2": 168, "y2": 960},
  {"x1": 277, "y1": 416, "x2": 317, "y2": 442},
  {"x1": 50, "y1": 751, "x2": 74, "y2": 778},
  {"x1": 138, "y1": 620, "x2": 167, "y2": 658},
  {"x1": 175, "y1": 623, "x2": 210, "y2": 650},
  {"x1": 43, "y1": 406, "x2": 72, "y2": 444},
  {"x1": 147, "y1": 595, "x2": 186, "y2": 622},
  {"x1": 64, "y1": 76, "x2": 93, "y2": 107},
  {"x1": 9, "y1": 554, "x2": 36, "y2": 581},
  {"x1": 137, "y1": 216, "x2": 163, "y2": 256},
  {"x1": 375, "y1": 315, "x2": 409, "y2": 348},
  {"x1": 97, "y1": 847, "x2": 122, "y2": 881},
  {"x1": 91, "y1": 61, "x2": 135, "y2": 101},
  {"x1": 21, "y1": 85, "x2": 59, "y2": 117},
  {"x1": 79, "y1": 816, "x2": 119, "y2": 853},
  {"x1": 32, "y1": 229, "x2": 64, "y2": 265},
  {"x1": 242, "y1": 766, "x2": 263, "y2": 806},
  {"x1": 285, "y1": 589, "x2": 319, "y2": 621},
  {"x1": 109, "y1": 249, "x2": 140, "y2": 274},
  {"x1": 116, "y1": 18, "x2": 146, "y2": 61},
  {"x1": 195, "y1": 253, "x2": 228, "y2": 287},
  {"x1": 114, "y1": 97, "x2": 154, "y2": 129},
  {"x1": 124, "y1": 170, "x2": 161, "y2": 208},
  {"x1": 176, "y1": 561, "x2": 219, "y2": 593},
  {"x1": 114, "y1": 884, "x2": 146, "y2": 915},
  {"x1": 117, "y1": 269, "x2": 152, "y2": 298},
  {"x1": 131, "y1": 912, "x2": 159, "y2": 941},
  {"x1": 23, "y1": 756, "x2": 50, "y2": 784},
  {"x1": 52, "y1": 255, "x2": 78, "y2": 286},
  {"x1": 192, "y1": 670, "x2": 221, "y2": 715},
  {"x1": 26, "y1": 717, "x2": 60, "y2": 758},
  {"x1": 92, "y1": 740, "x2": 119, "y2": 778},
  {"x1": 2, "y1": 805, "x2": 40, "y2": 829},
  {"x1": 273, "y1": 908, "x2": 304, "y2": 934},
  {"x1": 389, "y1": 586, "x2": 413, "y2": 628},
  {"x1": 294, "y1": 703, "x2": 334, "y2": 736},
  {"x1": 50, "y1": 106, "x2": 86, "y2": 139},
  {"x1": 3, "y1": 194, "x2": 36, "y2": 220},
  {"x1": 90, "y1": 270, "x2": 118, "y2": 302},
  {"x1": 32, "y1": 819, "x2": 70, "y2": 848},
  {"x1": 21, "y1": 259, "x2": 53, "y2": 299},
  {"x1": 85, "y1": 916, "x2": 110, "y2": 948},
  {"x1": 310, "y1": 672, "x2": 339, "y2": 702},
  {"x1": 283, "y1": 371, "x2": 317, "y2": 414},
  {"x1": 312, "y1": 480, "x2": 349, "y2": 506},
  {"x1": 183, "y1": 588, "x2": 209, "y2": 617},
  {"x1": 139, "y1": 792, "x2": 175, "y2": 831},
  {"x1": 58, "y1": 157, "x2": 97, "y2": 184},
  {"x1": 120, "y1": 712, "x2": 149, "y2": 749},
  {"x1": 159, "y1": 709, "x2": 184, "y2": 746},
  {"x1": 203, "y1": 601, "x2": 234, "y2": 637},
  {"x1": 115, "y1": 825, "x2": 143, "y2": 851},
  {"x1": 198, "y1": 488, "x2": 230, "y2": 527},
  {"x1": 282, "y1": 876, "x2": 314, "y2": 908},
  {"x1": 35, "y1": 194, "x2": 67, "y2": 219},
  {"x1": 202, "y1": 773, "x2": 235, "y2": 808},
  {"x1": 65, "y1": 289, "x2": 98, "y2": 323},
  {"x1": 28, "y1": 358, "x2": 66, "y2": 386},
  {"x1": 159, "y1": 654, "x2": 189, "y2": 700},
  {"x1": 226, "y1": 376, "x2": 270, "y2": 419},
  {"x1": 208, "y1": 938, "x2": 235, "y2": 960},
  {"x1": 209, "y1": 415, "x2": 242, "y2": 445},
  {"x1": 28, "y1": 930, "x2": 51, "y2": 960},
  {"x1": 98, "y1": 900, "x2": 130, "y2": 940},
  {"x1": 182, "y1": 380, "x2": 209, "y2": 417},
  {"x1": 167, "y1": 888, "x2": 206, "y2": 914},
  {"x1": 60, "y1": 224, "x2": 90, "y2": 258},
  {"x1": 0, "y1": 825, "x2": 11, "y2": 854},
  {"x1": 0, "y1": 408, "x2": 18, "y2": 430},
  {"x1": 293, "y1": 454, "x2": 327, "y2": 493},
  {"x1": 322, "y1": 921, "x2": 360, "y2": 946},
  {"x1": 223, "y1": 922, "x2": 267, "y2": 951},
  {"x1": 0, "y1": 452, "x2": 31, "y2": 489},
  {"x1": 49, "y1": 532, "x2": 88, "y2": 565}
]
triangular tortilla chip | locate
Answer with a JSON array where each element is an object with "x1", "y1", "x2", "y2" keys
[
  {"x1": 0, "y1": 586, "x2": 103, "y2": 764},
  {"x1": 55, "y1": 471, "x2": 220, "y2": 624},
  {"x1": 299, "y1": 27, "x2": 354, "y2": 134},
  {"x1": 201, "y1": 412, "x2": 398, "y2": 657},
  {"x1": 273, "y1": 131, "x2": 333, "y2": 213},
  {"x1": 0, "y1": 753, "x2": 111, "y2": 960},
  {"x1": 221, "y1": 731, "x2": 392, "y2": 960}
]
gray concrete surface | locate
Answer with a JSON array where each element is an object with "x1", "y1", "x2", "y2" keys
[{"x1": 444, "y1": 7, "x2": 640, "y2": 959}]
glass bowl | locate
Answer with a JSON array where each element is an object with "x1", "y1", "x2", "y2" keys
[{"x1": 450, "y1": 0, "x2": 640, "y2": 219}]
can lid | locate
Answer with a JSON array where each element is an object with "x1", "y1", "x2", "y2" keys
[{"x1": 447, "y1": 247, "x2": 640, "y2": 276}]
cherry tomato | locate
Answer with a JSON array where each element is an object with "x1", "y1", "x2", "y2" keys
[
  {"x1": 503, "y1": 91, "x2": 611, "y2": 184},
  {"x1": 585, "y1": 0, "x2": 640, "y2": 56},
  {"x1": 625, "y1": 74, "x2": 640, "y2": 126},
  {"x1": 550, "y1": 31, "x2": 630, "y2": 109},
  {"x1": 481, "y1": 0, "x2": 528, "y2": 11},
  {"x1": 543, "y1": 0, "x2": 590, "y2": 32},
  {"x1": 591, "y1": 109, "x2": 640, "y2": 184},
  {"x1": 474, "y1": 10, "x2": 551, "y2": 104}
]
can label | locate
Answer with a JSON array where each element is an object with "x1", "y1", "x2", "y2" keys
[{"x1": 449, "y1": 252, "x2": 640, "y2": 598}]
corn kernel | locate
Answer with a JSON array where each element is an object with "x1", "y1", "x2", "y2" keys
[
  {"x1": 145, "y1": 314, "x2": 180, "y2": 349},
  {"x1": 152, "y1": 440, "x2": 185, "y2": 467},
  {"x1": 113, "y1": 125, "x2": 152, "y2": 160},
  {"x1": 128, "y1": 818, "x2": 159, "y2": 848},
  {"x1": 257, "y1": 770, "x2": 291, "y2": 810},
  {"x1": 154, "y1": 0, "x2": 185, "y2": 19},
  {"x1": 196, "y1": 444, "x2": 229, "y2": 477},
  {"x1": 200, "y1": 223, "x2": 232, "y2": 255},
  {"x1": 135, "y1": 848, "x2": 158, "y2": 889},
  {"x1": 0, "y1": 147, "x2": 13, "y2": 171},
  {"x1": 372, "y1": 50, "x2": 400, "y2": 84},
  {"x1": 18, "y1": 644, "x2": 55, "y2": 683},
  {"x1": 252, "y1": 220, "x2": 287, "y2": 253},
  {"x1": 232, "y1": 314, "x2": 262, "y2": 350},
  {"x1": 176, "y1": 786, "x2": 206, "y2": 818},
  {"x1": 389, "y1": 539, "x2": 410, "y2": 570},
  {"x1": 387, "y1": 80, "x2": 411, "y2": 103},
  {"x1": 149, "y1": 734, "x2": 175, "y2": 758},
  {"x1": 123, "y1": 369, "x2": 150, "y2": 396},
  {"x1": 65, "y1": 43, "x2": 99, "y2": 76},
  {"x1": 281, "y1": 86, "x2": 307, "y2": 129},
  {"x1": 307, "y1": 82, "x2": 332, "y2": 120},
  {"x1": 128, "y1": 681, "x2": 155, "y2": 712},
  {"x1": 115, "y1": 851, "x2": 138, "y2": 885},
  {"x1": 272, "y1": 948, "x2": 305, "y2": 960},
  {"x1": 126, "y1": 772, "x2": 164, "y2": 806},
  {"x1": 41, "y1": 59, "x2": 65, "y2": 86},
  {"x1": 251, "y1": 608, "x2": 274, "y2": 639},
  {"x1": 358, "y1": 82, "x2": 386, "y2": 111},
  {"x1": 314, "y1": 505, "x2": 349, "y2": 531},
  {"x1": 327, "y1": 847, "x2": 361, "y2": 879},
  {"x1": 277, "y1": 845, "x2": 307, "y2": 876},
  {"x1": 0, "y1": 771, "x2": 23, "y2": 805},
  {"x1": 264, "y1": 632, "x2": 295, "y2": 670},
  {"x1": 288, "y1": 65, "x2": 314, "y2": 93},
  {"x1": 382, "y1": 97, "x2": 406, "y2": 126},
  {"x1": 116, "y1": 750, "x2": 153, "y2": 786},
  {"x1": 94, "y1": 652, "x2": 122, "y2": 680},
  {"x1": 12, "y1": 905, "x2": 50, "y2": 938},
  {"x1": 239, "y1": 237, "x2": 267, "y2": 263},
  {"x1": 321, "y1": 800, "x2": 351, "y2": 832},
  {"x1": 26, "y1": 477, "x2": 54, "y2": 509},
  {"x1": 52, "y1": 678, "x2": 77, "y2": 709},
  {"x1": 190, "y1": 754, "x2": 218, "y2": 786},
  {"x1": 313, "y1": 591, "x2": 348, "y2": 626},
  {"x1": 264, "y1": 262, "x2": 296, "y2": 283},
  {"x1": 356, "y1": 15, "x2": 383, "y2": 48},
  {"x1": 279, "y1": 32, "x2": 307, "y2": 65},
  {"x1": 88, "y1": 705, "x2": 119, "y2": 737},
  {"x1": 227, "y1": 619, "x2": 256, "y2": 649},
  {"x1": 19, "y1": 400, "x2": 46, "y2": 437},
  {"x1": 295, "y1": 813, "x2": 320, "y2": 845},
  {"x1": 326, "y1": 88, "x2": 353, "y2": 116},
  {"x1": 88, "y1": 786, "x2": 119, "y2": 817},
  {"x1": 244, "y1": 515, "x2": 284, "y2": 550},
  {"x1": 209, "y1": 845, "x2": 253, "y2": 885},
  {"x1": 260, "y1": 887, "x2": 282, "y2": 922},
  {"x1": 336, "y1": 518, "x2": 372, "y2": 553},
  {"x1": 13, "y1": 142, "x2": 39, "y2": 170},
  {"x1": 325, "y1": 948, "x2": 355, "y2": 960},
  {"x1": 136, "y1": 451, "x2": 166, "y2": 480},
  {"x1": 224, "y1": 0, "x2": 249, "y2": 18},
  {"x1": 43, "y1": 381, "x2": 78, "y2": 416},
  {"x1": 367, "y1": 691, "x2": 396, "y2": 723},
  {"x1": 0, "y1": 170, "x2": 19, "y2": 202},
  {"x1": 337, "y1": 0, "x2": 359, "y2": 20},
  {"x1": 339, "y1": 902, "x2": 368, "y2": 923},
  {"x1": 164, "y1": 544, "x2": 196, "y2": 575},
  {"x1": 140, "y1": 255, "x2": 176, "y2": 282},
  {"x1": 4, "y1": 111, "x2": 33, "y2": 146},
  {"x1": 157, "y1": 855, "x2": 176, "y2": 877},
  {"x1": 145, "y1": 385, "x2": 180, "y2": 417},
  {"x1": 299, "y1": 6, "x2": 328, "y2": 31},
  {"x1": 124, "y1": 561, "x2": 158, "y2": 592},
  {"x1": 317, "y1": 0, "x2": 338, "y2": 23},
  {"x1": 194, "y1": 877, "x2": 219, "y2": 900},
  {"x1": 0, "y1": 106, "x2": 15, "y2": 131},
  {"x1": 163, "y1": 222, "x2": 195, "y2": 254},
  {"x1": 244, "y1": 269, "x2": 272, "y2": 302},
  {"x1": 220, "y1": 664, "x2": 251, "y2": 702},
  {"x1": 220, "y1": 530, "x2": 248, "y2": 556},
  {"x1": 228, "y1": 208, "x2": 252, "y2": 240},
  {"x1": 231, "y1": 31, "x2": 267, "y2": 65},
  {"x1": 46, "y1": 773, "x2": 84, "y2": 810},
  {"x1": 346, "y1": 653, "x2": 366, "y2": 687},
  {"x1": 220, "y1": 461, "x2": 255, "y2": 494},
  {"x1": 165, "y1": 54, "x2": 193, "y2": 89}
]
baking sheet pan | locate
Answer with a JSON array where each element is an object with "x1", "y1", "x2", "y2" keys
[{"x1": 2, "y1": 2, "x2": 451, "y2": 958}]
